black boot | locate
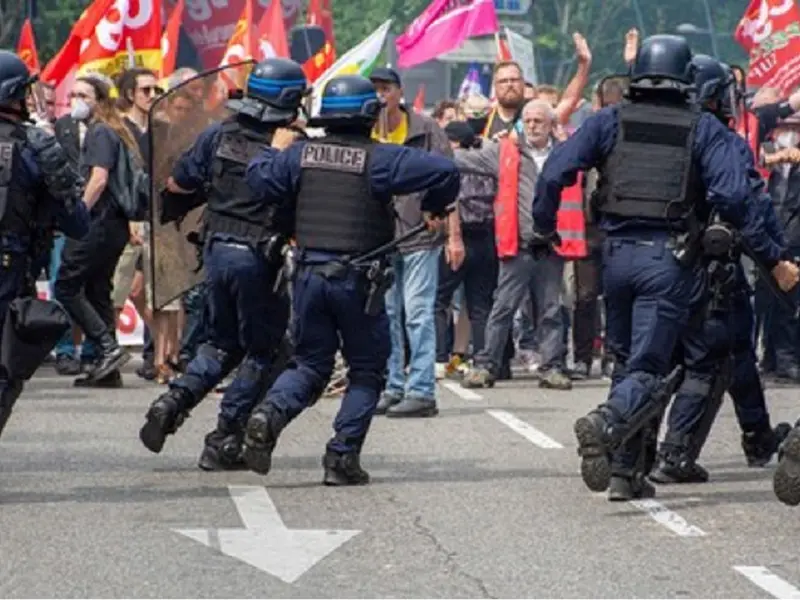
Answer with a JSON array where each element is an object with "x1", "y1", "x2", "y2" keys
[
  {"x1": 242, "y1": 405, "x2": 289, "y2": 475},
  {"x1": 649, "y1": 445, "x2": 710, "y2": 484},
  {"x1": 139, "y1": 387, "x2": 193, "y2": 453},
  {"x1": 198, "y1": 417, "x2": 246, "y2": 471},
  {"x1": 322, "y1": 450, "x2": 370, "y2": 486},
  {"x1": 89, "y1": 334, "x2": 130, "y2": 381},
  {"x1": 773, "y1": 423, "x2": 800, "y2": 506},
  {"x1": 573, "y1": 409, "x2": 614, "y2": 492},
  {"x1": 608, "y1": 471, "x2": 656, "y2": 501},
  {"x1": 742, "y1": 420, "x2": 790, "y2": 467}
]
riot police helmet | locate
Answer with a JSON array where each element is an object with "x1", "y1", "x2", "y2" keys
[
  {"x1": 307, "y1": 75, "x2": 381, "y2": 130},
  {"x1": 630, "y1": 35, "x2": 694, "y2": 90},
  {"x1": 0, "y1": 50, "x2": 35, "y2": 107},
  {"x1": 691, "y1": 54, "x2": 733, "y2": 120},
  {"x1": 227, "y1": 57, "x2": 308, "y2": 125}
]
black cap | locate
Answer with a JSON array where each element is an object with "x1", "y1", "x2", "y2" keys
[{"x1": 369, "y1": 67, "x2": 402, "y2": 87}]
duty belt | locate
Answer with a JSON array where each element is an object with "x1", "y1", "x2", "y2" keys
[{"x1": 205, "y1": 212, "x2": 273, "y2": 243}]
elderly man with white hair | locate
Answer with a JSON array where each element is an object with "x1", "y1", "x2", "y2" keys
[{"x1": 459, "y1": 98, "x2": 572, "y2": 390}]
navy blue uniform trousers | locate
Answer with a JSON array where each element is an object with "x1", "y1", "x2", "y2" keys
[
  {"x1": 601, "y1": 232, "x2": 696, "y2": 472},
  {"x1": 666, "y1": 271, "x2": 769, "y2": 446},
  {"x1": 263, "y1": 254, "x2": 391, "y2": 454},
  {"x1": 173, "y1": 239, "x2": 289, "y2": 424}
]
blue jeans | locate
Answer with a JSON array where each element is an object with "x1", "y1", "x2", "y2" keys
[
  {"x1": 265, "y1": 255, "x2": 391, "y2": 453},
  {"x1": 385, "y1": 248, "x2": 441, "y2": 400},
  {"x1": 49, "y1": 235, "x2": 98, "y2": 360}
]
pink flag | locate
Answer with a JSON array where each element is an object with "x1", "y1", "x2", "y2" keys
[{"x1": 395, "y1": 0, "x2": 499, "y2": 69}]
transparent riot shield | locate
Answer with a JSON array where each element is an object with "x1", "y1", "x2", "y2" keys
[
  {"x1": 146, "y1": 61, "x2": 255, "y2": 310},
  {"x1": 595, "y1": 74, "x2": 630, "y2": 108}
]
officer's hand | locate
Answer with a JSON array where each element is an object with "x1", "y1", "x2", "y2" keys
[
  {"x1": 445, "y1": 236, "x2": 465, "y2": 271},
  {"x1": 772, "y1": 260, "x2": 800, "y2": 292},
  {"x1": 271, "y1": 128, "x2": 300, "y2": 150},
  {"x1": 422, "y1": 212, "x2": 446, "y2": 233}
]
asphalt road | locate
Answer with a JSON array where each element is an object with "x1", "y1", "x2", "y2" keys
[{"x1": 2, "y1": 360, "x2": 800, "y2": 599}]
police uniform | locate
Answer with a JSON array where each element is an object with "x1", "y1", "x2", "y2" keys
[
  {"x1": 530, "y1": 35, "x2": 783, "y2": 500},
  {"x1": 652, "y1": 56, "x2": 792, "y2": 484},
  {"x1": 0, "y1": 51, "x2": 91, "y2": 437},
  {"x1": 241, "y1": 75, "x2": 460, "y2": 485},
  {"x1": 138, "y1": 58, "x2": 307, "y2": 470}
]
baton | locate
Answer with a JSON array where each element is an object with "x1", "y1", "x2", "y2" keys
[{"x1": 350, "y1": 220, "x2": 438, "y2": 267}]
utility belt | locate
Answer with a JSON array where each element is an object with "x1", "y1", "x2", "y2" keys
[
  {"x1": 190, "y1": 213, "x2": 288, "y2": 278},
  {"x1": 300, "y1": 254, "x2": 394, "y2": 317},
  {"x1": 205, "y1": 212, "x2": 276, "y2": 244}
]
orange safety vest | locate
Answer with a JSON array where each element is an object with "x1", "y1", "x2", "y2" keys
[{"x1": 493, "y1": 138, "x2": 587, "y2": 260}]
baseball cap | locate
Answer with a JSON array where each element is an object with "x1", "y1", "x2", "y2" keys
[{"x1": 369, "y1": 67, "x2": 402, "y2": 87}]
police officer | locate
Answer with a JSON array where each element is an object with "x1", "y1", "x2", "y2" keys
[
  {"x1": 138, "y1": 58, "x2": 307, "y2": 470},
  {"x1": 651, "y1": 55, "x2": 792, "y2": 485},
  {"x1": 530, "y1": 34, "x2": 799, "y2": 500},
  {"x1": 241, "y1": 75, "x2": 460, "y2": 485},
  {"x1": 0, "y1": 51, "x2": 90, "y2": 437}
]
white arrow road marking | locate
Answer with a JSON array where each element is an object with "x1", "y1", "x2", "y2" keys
[{"x1": 174, "y1": 485, "x2": 361, "y2": 584}]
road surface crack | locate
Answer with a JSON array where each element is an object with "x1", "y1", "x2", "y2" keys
[{"x1": 412, "y1": 515, "x2": 494, "y2": 599}]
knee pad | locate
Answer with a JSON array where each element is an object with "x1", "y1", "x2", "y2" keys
[{"x1": 197, "y1": 343, "x2": 241, "y2": 374}]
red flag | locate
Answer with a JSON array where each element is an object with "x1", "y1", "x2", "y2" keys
[
  {"x1": 413, "y1": 84, "x2": 425, "y2": 112},
  {"x1": 17, "y1": 19, "x2": 41, "y2": 74},
  {"x1": 497, "y1": 35, "x2": 511, "y2": 61},
  {"x1": 735, "y1": 0, "x2": 800, "y2": 94},
  {"x1": 308, "y1": 0, "x2": 336, "y2": 60},
  {"x1": 161, "y1": 0, "x2": 185, "y2": 78},
  {"x1": 78, "y1": 0, "x2": 163, "y2": 76},
  {"x1": 256, "y1": 0, "x2": 290, "y2": 59},
  {"x1": 304, "y1": 0, "x2": 335, "y2": 81},
  {"x1": 217, "y1": 0, "x2": 256, "y2": 93},
  {"x1": 41, "y1": 0, "x2": 116, "y2": 86}
]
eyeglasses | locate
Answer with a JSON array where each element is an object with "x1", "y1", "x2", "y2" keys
[{"x1": 138, "y1": 85, "x2": 164, "y2": 96}]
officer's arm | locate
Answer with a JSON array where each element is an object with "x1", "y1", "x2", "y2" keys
[
  {"x1": 22, "y1": 149, "x2": 91, "y2": 239},
  {"x1": 532, "y1": 111, "x2": 611, "y2": 235},
  {"x1": 244, "y1": 144, "x2": 298, "y2": 205},
  {"x1": 171, "y1": 124, "x2": 222, "y2": 192},
  {"x1": 52, "y1": 195, "x2": 91, "y2": 239},
  {"x1": 695, "y1": 115, "x2": 782, "y2": 268},
  {"x1": 371, "y1": 145, "x2": 460, "y2": 215},
  {"x1": 734, "y1": 136, "x2": 790, "y2": 252}
]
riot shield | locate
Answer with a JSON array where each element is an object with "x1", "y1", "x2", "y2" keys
[
  {"x1": 595, "y1": 74, "x2": 629, "y2": 108},
  {"x1": 146, "y1": 61, "x2": 255, "y2": 310}
]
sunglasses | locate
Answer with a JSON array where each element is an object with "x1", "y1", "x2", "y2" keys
[{"x1": 138, "y1": 85, "x2": 165, "y2": 96}]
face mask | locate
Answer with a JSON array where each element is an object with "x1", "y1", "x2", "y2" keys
[
  {"x1": 776, "y1": 130, "x2": 800, "y2": 149},
  {"x1": 70, "y1": 99, "x2": 92, "y2": 121}
]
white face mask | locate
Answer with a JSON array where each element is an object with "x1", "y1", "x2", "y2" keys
[
  {"x1": 70, "y1": 99, "x2": 92, "y2": 121},
  {"x1": 776, "y1": 130, "x2": 800, "y2": 149}
]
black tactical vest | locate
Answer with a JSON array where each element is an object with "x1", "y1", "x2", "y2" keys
[
  {"x1": 206, "y1": 119, "x2": 284, "y2": 242},
  {"x1": 595, "y1": 103, "x2": 705, "y2": 225},
  {"x1": 294, "y1": 136, "x2": 394, "y2": 254},
  {"x1": 0, "y1": 120, "x2": 36, "y2": 238}
]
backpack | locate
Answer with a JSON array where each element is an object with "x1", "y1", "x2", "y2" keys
[{"x1": 110, "y1": 142, "x2": 150, "y2": 221}]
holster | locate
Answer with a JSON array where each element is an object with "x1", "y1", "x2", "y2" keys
[{"x1": 363, "y1": 259, "x2": 394, "y2": 317}]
